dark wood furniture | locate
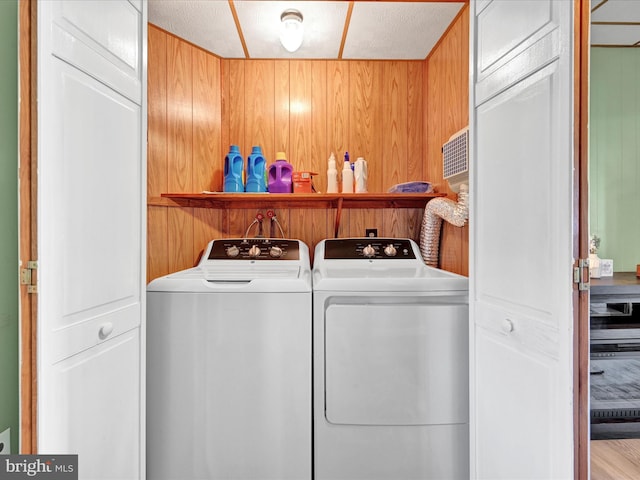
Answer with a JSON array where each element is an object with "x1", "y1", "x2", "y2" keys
[{"x1": 591, "y1": 272, "x2": 640, "y2": 303}]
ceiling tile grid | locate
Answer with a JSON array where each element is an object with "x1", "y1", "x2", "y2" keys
[
  {"x1": 149, "y1": 0, "x2": 466, "y2": 60},
  {"x1": 591, "y1": 0, "x2": 640, "y2": 47},
  {"x1": 149, "y1": 0, "x2": 640, "y2": 59}
]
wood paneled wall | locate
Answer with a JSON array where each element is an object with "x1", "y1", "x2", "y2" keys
[
  {"x1": 425, "y1": 7, "x2": 470, "y2": 276},
  {"x1": 148, "y1": 25, "x2": 224, "y2": 279},
  {"x1": 147, "y1": 7, "x2": 469, "y2": 282},
  {"x1": 221, "y1": 59, "x2": 425, "y2": 194}
]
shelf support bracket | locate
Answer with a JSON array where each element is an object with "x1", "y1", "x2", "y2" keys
[{"x1": 334, "y1": 197, "x2": 344, "y2": 238}]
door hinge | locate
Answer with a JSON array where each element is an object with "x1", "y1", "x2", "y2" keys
[
  {"x1": 574, "y1": 258, "x2": 590, "y2": 291},
  {"x1": 20, "y1": 260, "x2": 38, "y2": 293}
]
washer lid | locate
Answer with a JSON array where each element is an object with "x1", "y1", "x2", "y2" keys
[
  {"x1": 202, "y1": 264, "x2": 302, "y2": 281},
  {"x1": 147, "y1": 264, "x2": 311, "y2": 292}
]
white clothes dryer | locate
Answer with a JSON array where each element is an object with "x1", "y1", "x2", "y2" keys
[
  {"x1": 147, "y1": 238, "x2": 312, "y2": 480},
  {"x1": 313, "y1": 238, "x2": 469, "y2": 480}
]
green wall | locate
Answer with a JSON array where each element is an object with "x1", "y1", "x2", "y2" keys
[
  {"x1": 590, "y1": 48, "x2": 640, "y2": 272},
  {"x1": 0, "y1": 0, "x2": 19, "y2": 454}
]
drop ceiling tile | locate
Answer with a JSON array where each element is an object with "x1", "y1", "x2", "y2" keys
[
  {"x1": 148, "y1": 0, "x2": 467, "y2": 60},
  {"x1": 592, "y1": 0, "x2": 640, "y2": 23},
  {"x1": 148, "y1": 0, "x2": 245, "y2": 58},
  {"x1": 342, "y1": 2, "x2": 464, "y2": 60},
  {"x1": 234, "y1": 1, "x2": 348, "y2": 59},
  {"x1": 591, "y1": 24, "x2": 640, "y2": 46}
]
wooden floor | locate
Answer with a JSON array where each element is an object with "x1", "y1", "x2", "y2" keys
[{"x1": 591, "y1": 439, "x2": 640, "y2": 479}]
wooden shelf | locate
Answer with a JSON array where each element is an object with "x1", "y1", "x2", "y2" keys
[
  {"x1": 152, "y1": 192, "x2": 446, "y2": 238},
  {"x1": 153, "y1": 192, "x2": 446, "y2": 210}
]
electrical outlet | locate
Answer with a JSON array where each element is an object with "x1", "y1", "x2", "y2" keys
[
  {"x1": 0, "y1": 427, "x2": 10, "y2": 455},
  {"x1": 365, "y1": 228, "x2": 378, "y2": 238}
]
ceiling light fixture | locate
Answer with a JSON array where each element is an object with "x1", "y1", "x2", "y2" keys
[{"x1": 280, "y1": 9, "x2": 304, "y2": 52}]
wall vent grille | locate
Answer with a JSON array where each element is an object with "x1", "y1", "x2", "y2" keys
[{"x1": 443, "y1": 128, "x2": 469, "y2": 180}]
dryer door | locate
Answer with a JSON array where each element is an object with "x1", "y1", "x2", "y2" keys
[{"x1": 325, "y1": 302, "x2": 468, "y2": 426}]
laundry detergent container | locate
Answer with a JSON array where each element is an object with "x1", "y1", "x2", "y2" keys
[
  {"x1": 268, "y1": 152, "x2": 293, "y2": 193},
  {"x1": 246, "y1": 146, "x2": 267, "y2": 192},
  {"x1": 223, "y1": 145, "x2": 244, "y2": 192}
]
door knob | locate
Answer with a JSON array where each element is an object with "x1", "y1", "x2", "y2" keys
[
  {"x1": 501, "y1": 319, "x2": 514, "y2": 333},
  {"x1": 99, "y1": 322, "x2": 114, "y2": 340}
]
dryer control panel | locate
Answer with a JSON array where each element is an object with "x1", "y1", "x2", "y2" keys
[
  {"x1": 207, "y1": 238, "x2": 300, "y2": 260},
  {"x1": 324, "y1": 238, "x2": 416, "y2": 260}
]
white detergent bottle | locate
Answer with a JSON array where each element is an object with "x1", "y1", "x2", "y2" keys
[
  {"x1": 326, "y1": 152, "x2": 339, "y2": 193},
  {"x1": 354, "y1": 157, "x2": 368, "y2": 193},
  {"x1": 341, "y1": 152, "x2": 354, "y2": 193}
]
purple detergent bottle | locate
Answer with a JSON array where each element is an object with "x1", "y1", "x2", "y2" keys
[{"x1": 268, "y1": 152, "x2": 293, "y2": 193}]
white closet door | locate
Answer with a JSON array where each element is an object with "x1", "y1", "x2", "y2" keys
[
  {"x1": 36, "y1": 1, "x2": 146, "y2": 478},
  {"x1": 470, "y1": 1, "x2": 574, "y2": 479}
]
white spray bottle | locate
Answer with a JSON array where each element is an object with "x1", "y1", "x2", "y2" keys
[
  {"x1": 342, "y1": 151, "x2": 354, "y2": 193},
  {"x1": 326, "y1": 152, "x2": 339, "y2": 193},
  {"x1": 354, "y1": 157, "x2": 368, "y2": 193}
]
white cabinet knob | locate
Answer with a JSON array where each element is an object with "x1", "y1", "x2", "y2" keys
[
  {"x1": 502, "y1": 319, "x2": 514, "y2": 333},
  {"x1": 99, "y1": 322, "x2": 114, "y2": 340}
]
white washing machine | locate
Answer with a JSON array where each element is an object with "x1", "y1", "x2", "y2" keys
[
  {"x1": 313, "y1": 238, "x2": 469, "y2": 480},
  {"x1": 147, "y1": 238, "x2": 312, "y2": 480}
]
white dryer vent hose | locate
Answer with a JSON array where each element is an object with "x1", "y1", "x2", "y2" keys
[{"x1": 419, "y1": 184, "x2": 469, "y2": 267}]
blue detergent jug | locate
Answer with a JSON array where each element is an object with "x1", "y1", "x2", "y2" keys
[
  {"x1": 268, "y1": 152, "x2": 293, "y2": 193},
  {"x1": 223, "y1": 145, "x2": 244, "y2": 192},
  {"x1": 245, "y1": 146, "x2": 267, "y2": 193}
]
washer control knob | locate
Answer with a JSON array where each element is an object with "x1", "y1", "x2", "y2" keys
[
  {"x1": 226, "y1": 245, "x2": 240, "y2": 257},
  {"x1": 363, "y1": 244, "x2": 376, "y2": 258},
  {"x1": 269, "y1": 246, "x2": 283, "y2": 258},
  {"x1": 248, "y1": 245, "x2": 261, "y2": 258},
  {"x1": 383, "y1": 244, "x2": 397, "y2": 257}
]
